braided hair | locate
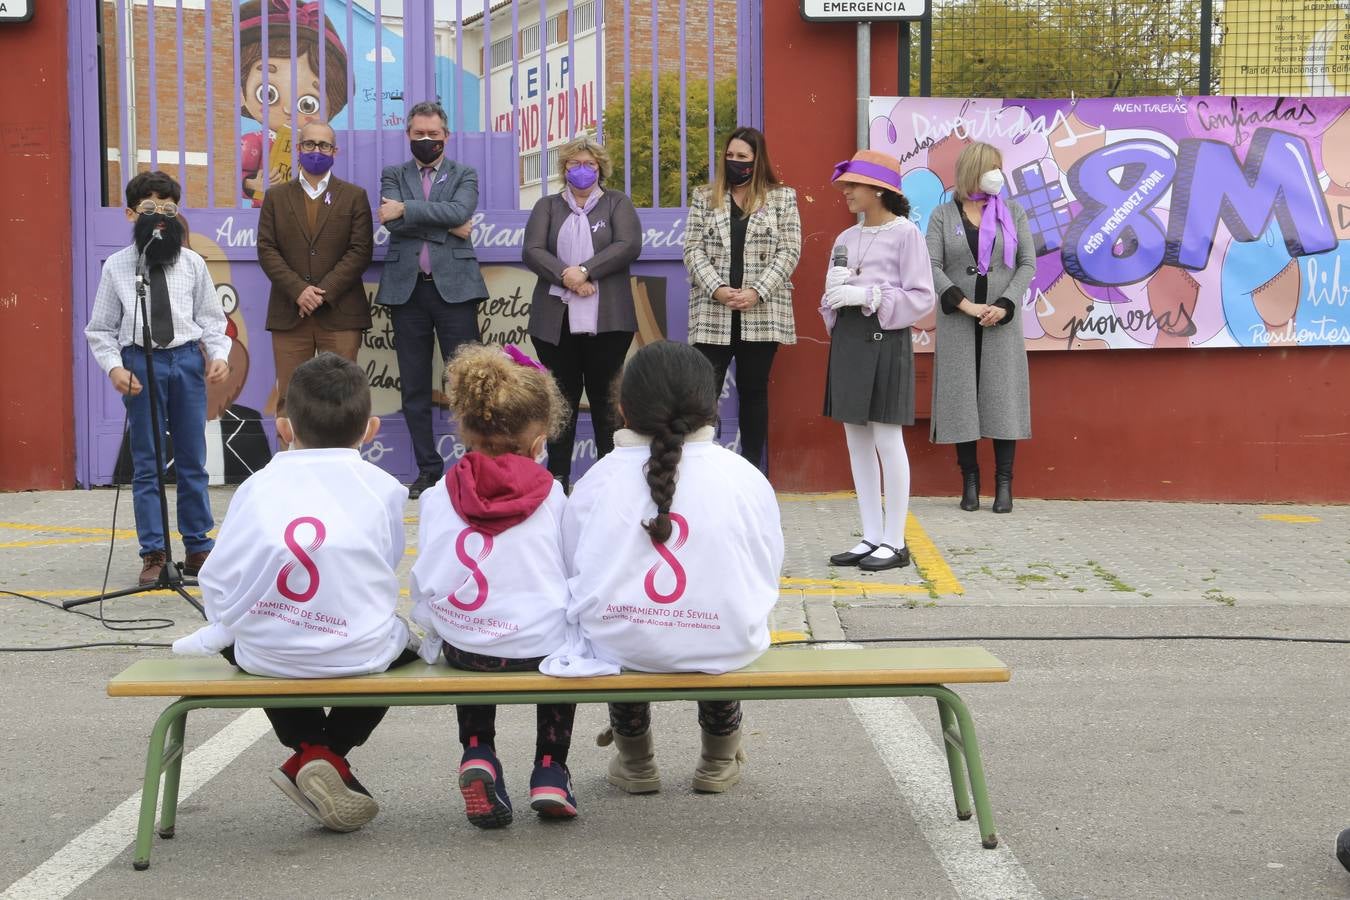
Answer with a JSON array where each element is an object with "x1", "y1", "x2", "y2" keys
[{"x1": 618, "y1": 342, "x2": 719, "y2": 543}]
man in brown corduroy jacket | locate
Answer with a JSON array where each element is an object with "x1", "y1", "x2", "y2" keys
[{"x1": 257, "y1": 121, "x2": 374, "y2": 449}]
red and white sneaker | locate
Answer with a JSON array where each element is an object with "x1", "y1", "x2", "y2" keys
[
  {"x1": 268, "y1": 750, "x2": 324, "y2": 824},
  {"x1": 294, "y1": 743, "x2": 380, "y2": 832}
]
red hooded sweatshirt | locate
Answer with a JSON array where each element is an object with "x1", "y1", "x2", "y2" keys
[{"x1": 446, "y1": 451, "x2": 556, "y2": 537}]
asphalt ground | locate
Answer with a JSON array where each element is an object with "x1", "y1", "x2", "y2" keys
[{"x1": 1, "y1": 487, "x2": 1347, "y2": 898}]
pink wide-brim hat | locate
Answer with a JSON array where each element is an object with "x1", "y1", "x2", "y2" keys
[{"x1": 831, "y1": 149, "x2": 903, "y2": 195}]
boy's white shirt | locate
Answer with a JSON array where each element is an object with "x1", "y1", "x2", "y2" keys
[
  {"x1": 409, "y1": 477, "x2": 570, "y2": 663},
  {"x1": 172, "y1": 448, "x2": 411, "y2": 678},
  {"x1": 541, "y1": 429, "x2": 785, "y2": 677}
]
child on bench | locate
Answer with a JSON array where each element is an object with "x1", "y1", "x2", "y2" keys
[
  {"x1": 543, "y1": 341, "x2": 784, "y2": 794},
  {"x1": 410, "y1": 344, "x2": 576, "y2": 827},
  {"x1": 172, "y1": 352, "x2": 418, "y2": 833}
]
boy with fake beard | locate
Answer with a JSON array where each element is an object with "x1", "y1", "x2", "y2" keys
[{"x1": 86, "y1": 171, "x2": 231, "y2": 585}]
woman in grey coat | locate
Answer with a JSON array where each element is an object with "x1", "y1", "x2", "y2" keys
[
  {"x1": 523, "y1": 136, "x2": 642, "y2": 490},
  {"x1": 926, "y1": 142, "x2": 1036, "y2": 513}
]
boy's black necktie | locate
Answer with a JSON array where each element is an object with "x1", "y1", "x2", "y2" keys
[{"x1": 148, "y1": 265, "x2": 175, "y2": 347}]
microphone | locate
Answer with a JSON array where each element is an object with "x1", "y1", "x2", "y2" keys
[{"x1": 832, "y1": 244, "x2": 848, "y2": 269}]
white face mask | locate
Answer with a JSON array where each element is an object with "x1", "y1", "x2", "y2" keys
[{"x1": 978, "y1": 169, "x2": 1005, "y2": 195}]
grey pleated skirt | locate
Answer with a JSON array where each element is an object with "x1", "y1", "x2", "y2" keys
[{"x1": 822, "y1": 307, "x2": 915, "y2": 426}]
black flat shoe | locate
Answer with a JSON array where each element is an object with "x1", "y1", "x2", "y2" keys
[
  {"x1": 407, "y1": 472, "x2": 439, "y2": 500},
  {"x1": 829, "y1": 541, "x2": 878, "y2": 566},
  {"x1": 858, "y1": 544, "x2": 912, "y2": 572}
]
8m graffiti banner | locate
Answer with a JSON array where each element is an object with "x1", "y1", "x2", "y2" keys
[{"x1": 869, "y1": 96, "x2": 1350, "y2": 350}]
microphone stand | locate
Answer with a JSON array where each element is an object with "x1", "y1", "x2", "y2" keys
[{"x1": 65, "y1": 238, "x2": 205, "y2": 616}]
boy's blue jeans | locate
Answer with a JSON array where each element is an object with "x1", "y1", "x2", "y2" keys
[{"x1": 121, "y1": 344, "x2": 215, "y2": 558}]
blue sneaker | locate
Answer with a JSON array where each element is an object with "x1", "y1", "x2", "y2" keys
[
  {"x1": 458, "y1": 736, "x2": 513, "y2": 829},
  {"x1": 529, "y1": 756, "x2": 578, "y2": 819}
]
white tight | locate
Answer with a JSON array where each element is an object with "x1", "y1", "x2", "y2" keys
[{"x1": 843, "y1": 422, "x2": 911, "y2": 550}]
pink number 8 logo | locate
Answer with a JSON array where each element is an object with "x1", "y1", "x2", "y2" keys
[{"x1": 277, "y1": 516, "x2": 326, "y2": 603}]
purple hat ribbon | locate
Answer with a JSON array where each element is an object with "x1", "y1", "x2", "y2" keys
[
  {"x1": 968, "y1": 191, "x2": 1017, "y2": 274},
  {"x1": 831, "y1": 158, "x2": 902, "y2": 191},
  {"x1": 503, "y1": 344, "x2": 547, "y2": 372}
]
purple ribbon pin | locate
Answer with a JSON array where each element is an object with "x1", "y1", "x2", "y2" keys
[
  {"x1": 324, "y1": 192, "x2": 332, "y2": 205},
  {"x1": 591, "y1": 219, "x2": 606, "y2": 233},
  {"x1": 436, "y1": 173, "x2": 448, "y2": 185}
]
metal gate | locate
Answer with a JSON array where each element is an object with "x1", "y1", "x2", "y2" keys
[{"x1": 70, "y1": 0, "x2": 762, "y2": 485}]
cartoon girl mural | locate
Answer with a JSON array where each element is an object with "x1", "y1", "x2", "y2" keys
[{"x1": 237, "y1": 0, "x2": 350, "y2": 206}]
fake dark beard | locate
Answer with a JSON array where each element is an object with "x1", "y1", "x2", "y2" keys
[{"x1": 134, "y1": 214, "x2": 184, "y2": 266}]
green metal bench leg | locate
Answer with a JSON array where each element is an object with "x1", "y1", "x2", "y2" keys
[
  {"x1": 157, "y1": 712, "x2": 187, "y2": 839},
  {"x1": 934, "y1": 686, "x2": 999, "y2": 849},
  {"x1": 935, "y1": 696, "x2": 973, "y2": 821},
  {"x1": 133, "y1": 700, "x2": 189, "y2": 870}
]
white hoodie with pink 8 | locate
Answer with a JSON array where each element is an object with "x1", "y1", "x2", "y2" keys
[{"x1": 541, "y1": 427, "x2": 784, "y2": 677}]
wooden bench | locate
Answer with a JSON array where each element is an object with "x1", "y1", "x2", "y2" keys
[{"x1": 109, "y1": 646, "x2": 1011, "y2": 869}]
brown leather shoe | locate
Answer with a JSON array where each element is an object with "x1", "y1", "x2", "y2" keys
[
  {"x1": 183, "y1": 549, "x2": 210, "y2": 577},
  {"x1": 139, "y1": 550, "x2": 167, "y2": 586}
]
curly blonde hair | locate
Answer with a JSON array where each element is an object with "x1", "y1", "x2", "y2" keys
[{"x1": 445, "y1": 344, "x2": 569, "y2": 456}]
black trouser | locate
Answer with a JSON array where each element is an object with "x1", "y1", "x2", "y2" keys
[
  {"x1": 443, "y1": 645, "x2": 576, "y2": 766},
  {"x1": 389, "y1": 276, "x2": 482, "y2": 479},
  {"x1": 531, "y1": 317, "x2": 634, "y2": 485},
  {"x1": 694, "y1": 313, "x2": 779, "y2": 471},
  {"x1": 221, "y1": 646, "x2": 420, "y2": 757},
  {"x1": 955, "y1": 439, "x2": 1016, "y2": 478},
  {"x1": 608, "y1": 700, "x2": 742, "y2": 738}
]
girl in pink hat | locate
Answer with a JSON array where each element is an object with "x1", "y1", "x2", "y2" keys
[{"x1": 821, "y1": 150, "x2": 936, "y2": 572}]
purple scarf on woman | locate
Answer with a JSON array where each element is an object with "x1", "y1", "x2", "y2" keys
[
  {"x1": 968, "y1": 191, "x2": 1016, "y2": 275},
  {"x1": 548, "y1": 187, "x2": 603, "y2": 334}
]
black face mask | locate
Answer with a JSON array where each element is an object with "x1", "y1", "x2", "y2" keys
[
  {"x1": 410, "y1": 138, "x2": 445, "y2": 166},
  {"x1": 133, "y1": 213, "x2": 184, "y2": 266},
  {"x1": 725, "y1": 158, "x2": 754, "y2": 187}
]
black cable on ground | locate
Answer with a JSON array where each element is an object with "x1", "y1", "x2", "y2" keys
[{"x1": 777, "y1": 634, "x2": 1350, "y2": 646}]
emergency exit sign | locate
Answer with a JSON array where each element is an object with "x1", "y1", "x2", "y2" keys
[
  {"x1": 801, "y1": 0, "x2": 926, "y2": 20},
  {"x1": 0, "y1": 0, "x2": 34, "y2": 22}
]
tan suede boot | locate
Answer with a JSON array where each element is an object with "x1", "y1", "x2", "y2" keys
[
  {"x1": 596, "y1": 727, "x2": 661, "y2": 794},
  {"x1": 692, "y1": 728, "x2": 746, "y2": 793}
]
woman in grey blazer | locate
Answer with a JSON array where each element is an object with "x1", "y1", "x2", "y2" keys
[
  {"x1": 523, "y1": 136, "x2": 642, "y2": 489},
  {"x1": 926, "y1": 142, "x2": 1037, "y2": 514}
]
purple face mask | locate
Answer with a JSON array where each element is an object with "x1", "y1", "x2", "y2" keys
[
  {"x1": 299, "y1": 151, "x2": 335, "y2": 176},
  {"x1": 565, "y1": 165, "x2": 599, "y2": 191}
]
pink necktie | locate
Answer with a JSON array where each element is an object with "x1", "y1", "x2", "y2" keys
[{"x1": 418, "y1": 166, "x2": 433, "y2": 274}]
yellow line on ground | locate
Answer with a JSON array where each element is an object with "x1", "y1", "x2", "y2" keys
[
  {"x1": 777, "y1": 491, "x2": 857, "y2": 502},
  {"x1": 906, "y1": 513, "x2": 964, "y2": 596},
  {"x1": 770, "y1": 630, "x2": 808, "y2": 643},
  {"x1": 0, "y1": 521, "x2": 137, "y2": 538},
  {"x1": 781, "y1": 576, "x2": 927, "y2": 596},
  {"x1": 4, "y1": 588, "x2": 205, "y2": 599},
  {"x1": 0, "y1": 537, "x2": 128, "y2": 550},
  {"x1": 1259, "y1": 514, "x2": 1321, "y2": 524}
]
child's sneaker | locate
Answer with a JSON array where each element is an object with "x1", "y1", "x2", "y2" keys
[
  {"x1": 528, "y1": 756, "x2": 578, "y2": 819},
  {"x1": 268, "y1": 750, "x2": 323, "y2": 824},
  {"x1": 458, "y1": 736, "x2": 513, "y2": 829},
  {"x1": 294, "y1": 742, "x2": 380, "y2": 832}
]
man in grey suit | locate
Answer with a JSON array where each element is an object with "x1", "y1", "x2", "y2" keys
[{"x1": 376, "y1": 100, "x2": 488, "y2": 497}]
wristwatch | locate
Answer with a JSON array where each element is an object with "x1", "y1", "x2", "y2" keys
[{"x1": 577, "y1": 265, "x2": 589, "y2": 276}]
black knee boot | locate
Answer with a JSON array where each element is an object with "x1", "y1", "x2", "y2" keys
[
  {"x1": 960, "y1": 469, "x2": 980, "y2": 512},
  {"x1": 956, "y1": 442, "x2": 979, "y2": 512},
  {"x1": 992, "y1": 439, "x2": 1015, "y2": 513},
  {"x1": 992, "y1": 465, "x2": 1013, "y2": 513}
]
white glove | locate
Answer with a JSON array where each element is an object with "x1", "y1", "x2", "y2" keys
[
  {"x1": 825, "y1": 265, "x2": 851, "y2": 291},
  {"x1": 171, "y1": 622, "x2": 234, "y2": 656},
  {"x1": 825, "y1": 284, "x2": 869, "y2": 310}
]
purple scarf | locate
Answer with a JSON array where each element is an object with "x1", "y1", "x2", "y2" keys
[
  {"x1": 967, "y1": 191, "x2": 1016, "y2": 275},
  {"x1": 548, "y1": 188, "x2": 602, "y2": 334}
]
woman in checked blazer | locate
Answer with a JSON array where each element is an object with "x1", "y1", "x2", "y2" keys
[{"x1": 683, "y1": 127, "x2": 801, "y2": 473}]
